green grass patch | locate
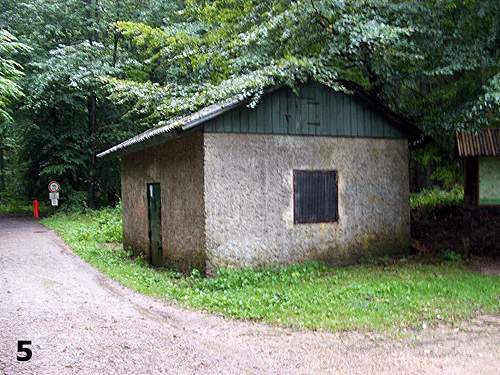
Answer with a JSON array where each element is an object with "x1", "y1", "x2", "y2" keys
[
  {"x1": 410, "y1": 186, "x2": 464, "y2": 210},
  {"x1": 42, "y1": 208, "x2": 500, "y2": 333}
]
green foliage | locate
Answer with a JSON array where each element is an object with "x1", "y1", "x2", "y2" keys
[
  {"x1": 431, "y1": 165, "x2": 462, "y2": 191},
  {"x1": 1, "y1": 0, "x2": 499, "y2": 209},
  {"x1": 411, "y1": 143, "x2": 462, "y2": 189},
  {"x1": 0, "y1": 29, "x2": 30, "y2": 123},
  {"x1": 58, "y1": 190, "x2": 88, "y2": 213},
  {"x1": 49, "y1": 204, "x2": 123, "y2": 243},
  {"x1": 410, "y1": 186, "x2": 464, "y2": 210},
  {"x1": 441, "y1": 249, "x2": 463, "y2": 263},
  {"x1": 105, "y1": 0, "x2": 419, "y2": 128},
  {"x1": 0, "y1": 191, "x2": 32, "y2": 215},
  {"x1": 0, "y1": 0, "x2": 159, "y2": 203},
  {"x1": 43, "y1": 209, "x2": 500, "y2": 333},
  {"x1": 105, "y1": 0, "x2": 499, "y2": 136},
  {"x1": 0, "y1": 191, "x2": 49, "y2": 215}
]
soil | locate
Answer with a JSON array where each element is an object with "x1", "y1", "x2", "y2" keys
[
  {"x1": 1, "y1": 217, "x2": 499, "y2": 375},
  {"x1": 411, "y1": 206, "x2": 500, "y2": 257}
]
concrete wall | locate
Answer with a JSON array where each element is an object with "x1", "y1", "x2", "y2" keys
[
  {"x1": 121, "y1": 131, "x2": 206, "y2": 272},
  {"x1": 203, "y1": 133, "x2": 410, "y2": 270}
]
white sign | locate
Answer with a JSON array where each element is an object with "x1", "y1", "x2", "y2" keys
[
  {"x1": 48, "y1": 181, "x2": 61, "y2": 193},
  {"x1": 49, "y1": 192, "x2": 59, "y2": 199},
  {"x1": 51, "y1": 199, "x2": 59, "y2": 207}
]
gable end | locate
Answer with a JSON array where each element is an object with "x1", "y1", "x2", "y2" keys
[{"x1": 204, "y1": 82, "x2": 407, "y2": 139}]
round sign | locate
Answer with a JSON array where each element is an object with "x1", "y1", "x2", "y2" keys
[{"x1": 48, "y1": 181, "x2": 61, "y2": 193}]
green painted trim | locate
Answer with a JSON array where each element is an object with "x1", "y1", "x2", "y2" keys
[
  {"x1": 479, "y1": 198, "x2": 500, "y2": 206},
  {"x1": 478, "y1": 157, "x2": 500, "y2": 205}
]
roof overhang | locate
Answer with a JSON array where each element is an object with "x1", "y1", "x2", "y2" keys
[
  {"x1": 457, "y1": 128, "x2": 500, "y2": 157},
  {"x1": 98, "y1": 81, "x2": 420, "y2": 158},
  {"x1": 97, "y1": 95, "x2": 250, "y2": 158}
]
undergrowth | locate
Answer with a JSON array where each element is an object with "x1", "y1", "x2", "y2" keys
[
  {"x1": 42, "y1": 207, "x2": 500, "y2": 334},
  {"x1": 410, "y1": 186, "x2": 463, "y2": 211}
]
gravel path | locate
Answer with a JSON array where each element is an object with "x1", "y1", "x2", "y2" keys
[{"x1": 0, "y1": 217, "x2": 499, "y2": 375}]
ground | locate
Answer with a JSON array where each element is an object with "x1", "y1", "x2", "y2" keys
[
  {"x1": 411, "y1": 205, "x2": 500, "y2": 256},
  {"x1": 1, "y1": 217, "x2": 499, "y2": 374}
]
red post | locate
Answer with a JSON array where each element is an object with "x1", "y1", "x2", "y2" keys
[{"x1": 33, "y1": 200, "x2": 39, "y2": 219}]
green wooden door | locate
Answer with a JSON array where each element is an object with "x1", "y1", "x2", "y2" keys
[{"x1": 147, "y1": 183, "x2": 163, "y2": 266}]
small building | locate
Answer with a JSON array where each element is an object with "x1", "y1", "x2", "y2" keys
[
  {"x1": 98, "y1": 81, "x2": 417, "y2": 273},
  {"x1": 457, "y1": 128, "x2": 500, "y2": 208}
]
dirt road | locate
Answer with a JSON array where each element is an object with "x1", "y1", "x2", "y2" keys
[{"x1": 0, "y1": 216, "x2": 499, "y2": 374}]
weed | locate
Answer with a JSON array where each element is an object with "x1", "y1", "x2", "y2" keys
[
  {"x1": 42, "y1": 209, "x2": 500, "y2": 333},
  {"x1": 410, "y1": 186, "x2": 463, "y2": 211}
]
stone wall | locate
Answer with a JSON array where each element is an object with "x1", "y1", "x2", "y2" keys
[
  {"x1": 203, "y1": 133, "x2": 410, "y2": 271},
  {"x1": 121, "y1": 131, "x2": 206, "y2": 272}
]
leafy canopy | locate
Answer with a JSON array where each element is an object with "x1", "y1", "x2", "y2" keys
[{"x1": 0, "y1": 30, "x2": 30, "y2": 124}]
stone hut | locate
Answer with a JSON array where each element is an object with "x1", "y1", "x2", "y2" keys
[{"x1": 98, "y1": 81, "x2": 417, "y2": 273}]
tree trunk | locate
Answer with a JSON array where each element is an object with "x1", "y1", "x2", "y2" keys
[
  {"x1": 85, "y1": 0, "x2": 99, "y2": 209},
  {"x1": 112, "y1": 0, "x2": 120, "y2": 67},
  {"x1": 87, "y1": 92, "x2": 97, "y2": 209}
]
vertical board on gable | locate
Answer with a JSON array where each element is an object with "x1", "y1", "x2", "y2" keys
[
  {"x1": 274, "y1": 90, "x2": 281, "y2": 134},
  {"x1": 203, "y1": 82, "x2": 406, "y2": 139},
  {"x1": 240, "y1": 106, "x2": 249, "y2": 133},
  {"x1": 233, "y1": 107, "x2": 241, "y2": 133},
  {"x1": 248, "y1": 103, "x2": 257, "y2": 133},
  {"x1": 260, "y1": 95, "x2": 268, "y2": 134}
]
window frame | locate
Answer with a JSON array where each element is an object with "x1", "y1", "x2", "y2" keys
[{"x1": 293, "y1": 170, "x2": 339, "y2": 224}]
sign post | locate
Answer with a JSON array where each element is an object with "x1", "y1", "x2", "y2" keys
[{"x1": 48, "y1": 181, "x2": 61, "y2": 207}]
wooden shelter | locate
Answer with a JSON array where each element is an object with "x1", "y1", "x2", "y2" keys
[{"x1": 457, "y1": 129, "x2": 500, "y2": 208}]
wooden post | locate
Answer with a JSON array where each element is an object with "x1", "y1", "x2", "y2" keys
[
  {"x1": 33, "y1": 200, "x2": 39, "y2": 220},
  {"x1": 462, "y1": 157, "x2": 478, "y2": 257}
]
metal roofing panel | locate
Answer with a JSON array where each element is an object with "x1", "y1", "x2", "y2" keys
[
  {"x1": 457, "y1": 129, "x2": 500, "y2": 157},
  {"x1": 97, "y1": 81, "x2": 418, "y2": 158},
  {"x1": 96, "y1": 95, "x2": 248, "y2": 158}
]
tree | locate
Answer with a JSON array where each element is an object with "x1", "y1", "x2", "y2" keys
[
  {"x1": 1, "y1": 0, "x2": 498, "y2": 203},
  {"x1": 0, "y1": 30, "x2": 28, "y2": 123},
  {"x1": 0, "y1": 0, "x2": 165, "y2": 205},
  {"x1": 107, "y1": 0, "x2": 499, "y2": 136},
  {"x1": 0, "y1": 29, "x2": 30, "y2": 192}
]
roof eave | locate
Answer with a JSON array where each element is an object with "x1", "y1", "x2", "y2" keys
[{"x1": 96, "y1": 95, "x2": 251, "y2": 159}]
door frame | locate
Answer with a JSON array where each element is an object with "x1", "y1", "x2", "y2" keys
[{"x1": 146, "y1": 182, "x2": 163, "y2": 265}]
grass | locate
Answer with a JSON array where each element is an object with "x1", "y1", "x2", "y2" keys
[
  {"x1": 410, "y1": 186, "x2": 464, "y2": 211},
  {"x1": 42, "y1": 208, "x2": 500, "y2": 333}
]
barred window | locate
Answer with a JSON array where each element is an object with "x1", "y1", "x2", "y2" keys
[{"x1": 293, "y1": 170, "x2": 338, "y2": 224}]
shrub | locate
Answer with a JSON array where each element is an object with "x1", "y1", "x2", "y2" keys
[
  {"x1": 441, "y1": 249, "x2": 463, "y2": 262},
  {"x1": 59, "y1": 190, "x2": 88, "y2": 213},
  {"x1": 410, "y1": 186, "x2": 463, "y2": 210},
  {"x1": 0, "y1": 192, "x2": 36, "y2": 215}
]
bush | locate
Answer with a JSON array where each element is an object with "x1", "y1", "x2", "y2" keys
[
  {"x1": 59, "y1": 190, "x2": 88, "y2": 213},
  {"x1": 441, "y1": 249, "x2": 463, "y2": 262},
  {"x1": 0, "y1": 192, "x2": 36, "y2": 215},
  {"x1": 410, "y1": 186, "x2": 463, "y2": 210},
  {"x1": 95, "y1": 206, "x2": 123, "y2": 242}
]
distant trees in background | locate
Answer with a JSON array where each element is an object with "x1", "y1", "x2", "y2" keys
[{"x1": 0, "y1": 0, "x2": 498, "y2": 207}]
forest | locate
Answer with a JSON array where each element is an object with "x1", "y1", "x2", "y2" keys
[
  {"x1": 0, "y1": 0, "x2": 498, "y2": 209},
  {"x1": 1, "y1": 3, "x2": 500, "y2": 372}
]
